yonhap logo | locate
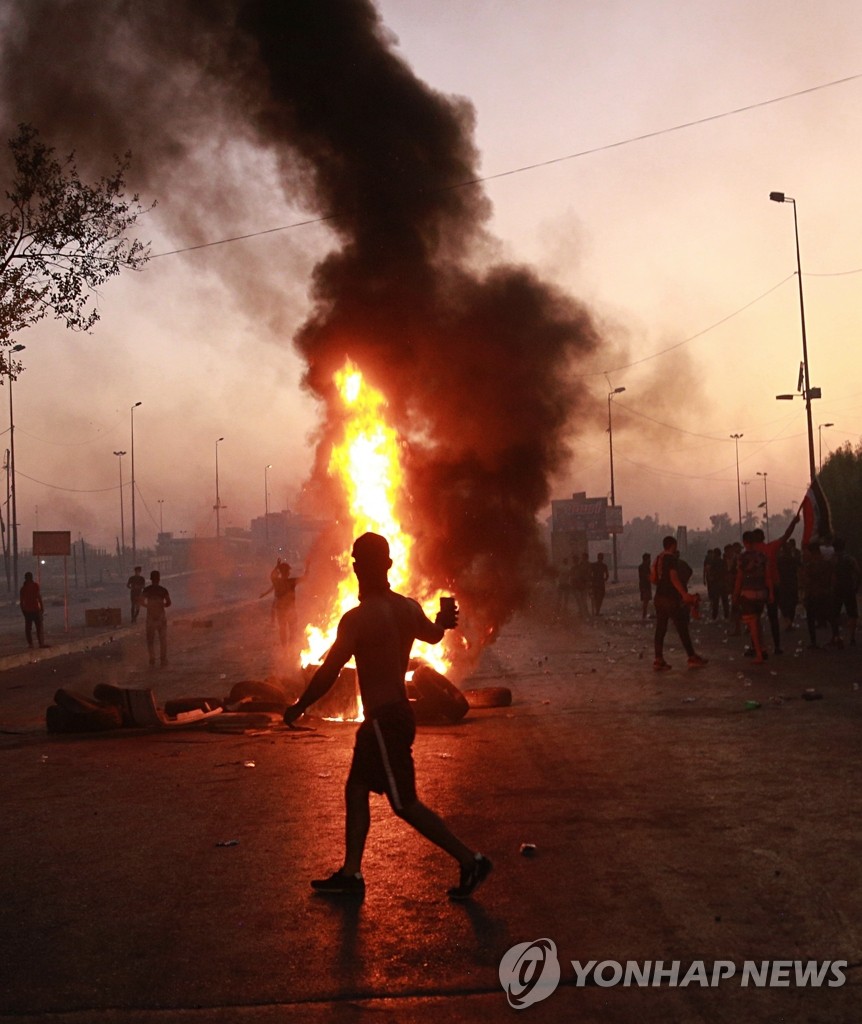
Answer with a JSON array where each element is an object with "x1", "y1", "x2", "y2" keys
[{"x1": 499, "y1": 938, "x2": 561, "y2": 1009}]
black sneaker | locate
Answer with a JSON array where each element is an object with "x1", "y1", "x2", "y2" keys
[
  {"x1": 448, "y1": 854, "x2": 492, "y2": 901},
  {"x1": 310, "y1": 869, "x2": 365, "y2": 897}
]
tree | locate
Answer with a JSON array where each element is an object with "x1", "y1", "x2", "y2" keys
[
  {"x1": 820, "y1": 443, "x2": 862, "y2": 556},
  {"x1": 0, "y1": 123, "x2": 153, "y2": 370}
]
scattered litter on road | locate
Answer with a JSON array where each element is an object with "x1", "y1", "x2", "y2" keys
[
  {"x1": 744, "y1": 700, "x2": 762, "y2": 710},
  {"x1": 802, "y1": 689, "x2": 823, "y2": 701},
  {"x1": 243, "y1": 760, "x2": 256, "y2": 768},
  {"x1": 318, "y1": 772, "x2": 331, "y2": 778},
  {"x1": 519, "y1": 843, "x2": 537, "y2": 857},
  {"x1": 437, "y1": 752, "x2": 453, "y2": 759},
  {"x1": 215, "y1": 839, "x2": 239, "y2": 847},
  {"x1": 682, "y1": 697, "x2": 698, "y2": 703}
]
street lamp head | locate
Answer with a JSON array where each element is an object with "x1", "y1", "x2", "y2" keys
[
  {"x1": 217, "y1": 436, "x2": 224, "y2": 443},
  {"x1": 730, "y1": 432, "x2": 743, "y2": 440},
  {"x1": 775, "y1": 394, "x2": 796, "y2": 401},
  {"x1": 821, "y1": 422, "x2": 834, "y2": 429},
  {"x1": 11, "y1": 344, "x2": 25, "y2": 353},
  {"x1": 113, "y1": 450, "x2": 126, "y2": 457},
  {"x1": 132, "y1": 401, "x2": 141, "y2": 409},
  {"x1": 769, "y1": 191, "x2": 786, "y2": 203}
]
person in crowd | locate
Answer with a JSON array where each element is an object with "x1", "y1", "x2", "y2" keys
[
  {"x1": 831, "y1": 536, "x2": 860, "y2": 647},
  {"x1": 752, "y1": 512, "x2": 800, "y2": 655},
  {"x1": 776, "y1": 539, "x2": 802, "y2": 632},
  {"x1": 572, "y1": 552, "x2": 591, "y2": 618},
  {"x1": 555, "y1": 557, "x2": 572, "y2": 618},
  {"x1": 638, "y1": 552, "x2": 653, "y2": 620},
  {"x1": 704, "y1": 547, "x2": 730, "y2": 621},
  {"x1": 651, "y1": 536, "x2": 707, "y2": 671},
  {"x1": 590, "y1": 552, "x2": 609, "y2": 616},
  {"x1": 20, "y1": 571, "x2": 46, "y2": 649},
  {"x1": 733, "y1": 531, "x2": 772, "y2": 664},
  {"x1": 800, "y1": 542, "x2": 838, "y2": 650},
  {"x1": 127, "y1": 566, "x2": 146, "y2": 623},
  {"x1": 725, "y1": 543, "x2": 742, "y2": 636}
]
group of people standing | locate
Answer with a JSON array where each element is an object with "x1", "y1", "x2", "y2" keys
[
  {"x1": 556, "y1": 552, "x2": 610, "y2": 618},
  {"x1": 638, "y1": 513, "x2": 860, "y2": 669}
]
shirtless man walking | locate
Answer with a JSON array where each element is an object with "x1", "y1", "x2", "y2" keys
[{"x1": 283, "y1": 532, "x2": 492, "y2": 900}]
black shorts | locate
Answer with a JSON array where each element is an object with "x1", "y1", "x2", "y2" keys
[{"x1": 347, "y1": 700, "x2": 416, "y2": 811}]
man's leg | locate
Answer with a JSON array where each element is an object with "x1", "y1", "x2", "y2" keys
[
  {"x1": 671, "y1": 606, "x2": 696, "y2": 657},
  {"x1": 35, "y1": 613, "x2": 45, "y2": 647},
  {"x1": 396, "y1": 799, "x2": 475, "y2": 866},
  {"x1": 743, "y1": 613, "x2": 765, "y2": 662},
  {"x1": 145, "y1": 621, "x2": 156, "y2": 665},
  {"x1": 805, "y1": 599, "x2": 818, "y2": 647},
  {"x1": 23, "y1": 614, "x2": 33, "y2": 648},
  {"x1": 342, "y1": 777, "x2": 372, "y2": 876},
  {"x1": 766, "y1": 599, "x2": 781, "y2": 652},
  {"x1": 654, "y1": 600, "x2": 670, "y2": 661}
]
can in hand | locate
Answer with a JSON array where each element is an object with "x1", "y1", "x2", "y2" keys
[{"x1": 438, "y1": 595, "x2": 457, "y2": 628}]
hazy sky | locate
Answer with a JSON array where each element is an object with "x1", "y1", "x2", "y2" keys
[{"x1": 6, "y1": 0, "x2": 862, "y2": 551}]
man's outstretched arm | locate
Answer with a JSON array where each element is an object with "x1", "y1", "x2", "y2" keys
[{"x1": 284, "y1": 623, "x2": 354, "y2": 725}]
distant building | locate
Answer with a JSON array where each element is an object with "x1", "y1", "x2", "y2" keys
[{"x1": 249, "y1": 509, "x2": 329, "y2": 561}]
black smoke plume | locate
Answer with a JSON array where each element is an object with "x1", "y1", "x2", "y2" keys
[{"x1": 1, "y1": 0, "x2": 603, "y2": 667}]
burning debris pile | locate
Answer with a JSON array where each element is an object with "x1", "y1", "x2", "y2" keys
[{"x1": 3, "y1": 0, "x2": 604, "y2": 674}]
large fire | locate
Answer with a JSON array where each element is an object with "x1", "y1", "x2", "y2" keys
[{"x1": 301, "y1": 361, "x2": 452, "y2": 709}]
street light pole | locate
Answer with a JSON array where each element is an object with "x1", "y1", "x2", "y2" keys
[
  {"x1": 8, "y1": 343, "x2": 25, "y2": 595},
  {"x1": 157, "y1": 499, "x2": 164, "y2": 535},
  {"x1": 264, "y1": 464, "x2": 272, "y2": 549},
  {"x1": 818, "y1": 422, "x2": 834, "y2": 473},
  {"x1": 608, "y1": 386, "x2": 625, "y2": 583},
  {"x1": 757, "y1": 471, "x2": 769, "y2": 541},
  {"x1": 130, "y1": 401, "x2": 142, "y2": 564},
  {"x1": 770, "y1": 192, "x2": 817, "y2": 483},
  {"x1": 113, "y1": 451, "x2": 127, "y2": 561},
  {"x1": 215, "y1": 437, "x2": 225, "y2": 540},
  {"x1": 730, "y1": 433, "x2": 744, "y2": 534}
]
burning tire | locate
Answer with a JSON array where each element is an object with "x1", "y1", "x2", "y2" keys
[
  {"x1": 462, "y1": 686, "x2": 512, "y2": 709},
  {"x1": 47, "y1": 688, "x2": 123, "y2": 733},
  {"x1": 410, "y1": 664, "x2": 469, "y2": 723}
]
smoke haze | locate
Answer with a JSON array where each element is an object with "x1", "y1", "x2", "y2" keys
[{"x1": 1, "y1": 0, "x2": 605, "y2": 656}]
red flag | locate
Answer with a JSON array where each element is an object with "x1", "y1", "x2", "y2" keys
[{"x1": 801, "y1": 478, "x2": 832, "y2": 546}]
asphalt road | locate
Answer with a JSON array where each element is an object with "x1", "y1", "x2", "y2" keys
[{"x1": 0, "y1": 578, "x2": 860, "y2": 1023}]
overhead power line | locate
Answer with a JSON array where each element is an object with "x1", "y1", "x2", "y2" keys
[{"x1": 150, "y1": 72, "x2": 862, "y2": 259}]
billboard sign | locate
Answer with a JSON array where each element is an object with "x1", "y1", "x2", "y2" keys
[
  {"x1": 552, "y1": 492, "x2": 623, "y2": 541},
  {"x1": 32, "y1": 531, "x2": 72, "y2": 556}
]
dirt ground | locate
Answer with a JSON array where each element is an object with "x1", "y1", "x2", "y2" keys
[{"x1": 1, "y1": 575, "x2": 860, "y2": 1023}]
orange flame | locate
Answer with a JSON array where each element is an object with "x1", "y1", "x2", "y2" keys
[{"x1": 302, "y1": 360, "x2": 449, "y2": 681}]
